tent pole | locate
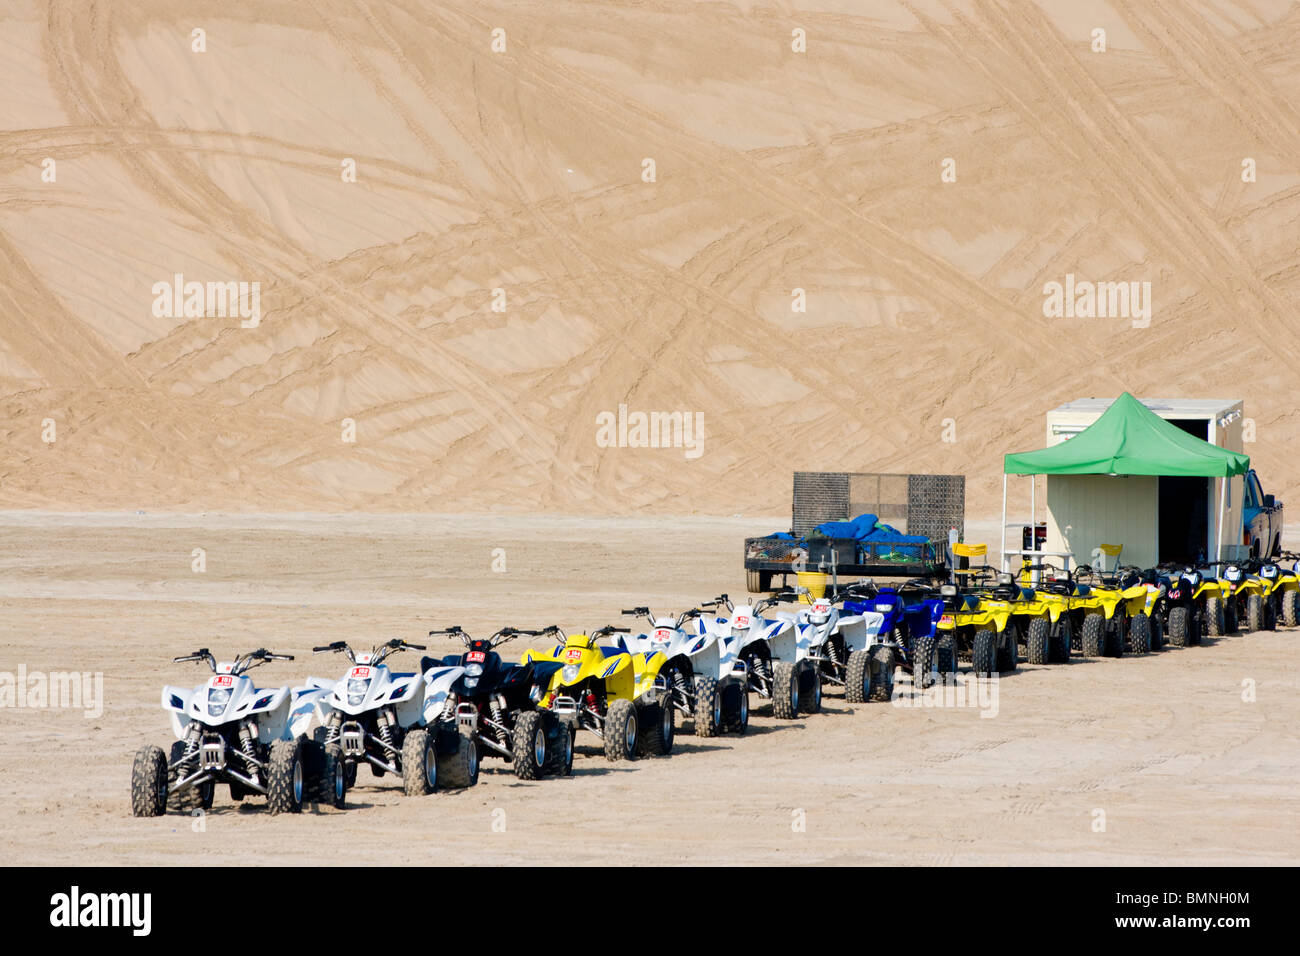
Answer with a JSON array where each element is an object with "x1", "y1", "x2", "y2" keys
[
  {"x1": 1216, "y1": 474, "x2": 1228, "y2": 565},
  {"x1": 1030, "y1": 476, "x2": 1036, "y2": 553},
  {"x1": 1001, "y1": 473, "x2": 1008, "y2": 571}
]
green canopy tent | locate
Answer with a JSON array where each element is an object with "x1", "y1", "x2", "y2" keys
[{"x1": 1001, "y1": 392, "x2": 1250, "y2": 567}]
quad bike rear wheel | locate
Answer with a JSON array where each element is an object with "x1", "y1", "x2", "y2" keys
[
  {"x1": 693, "y1": 675, "x2": 721, "y2": 737},
  {"x1": 438, "y1": 731, "x2": 480, "y2": 788},
  {"x1": 1127, "y1": 613, "x2": 1151, "y2": 655},
  {"x1": 845, "y1": 648, "x2": 873, "y2": 701},
  {"x1": 1026, "y1": 618, "x2": 1051, "y2": 665},
  {"x1": 772, "y1": 660, "x2": 800, "y2": 719},
  {"x1": 604, "y1": 698, "x2": 639, "y2": 761},
  {"x1": 401, "y1": 728, "x2": 437, "y2": 796},
  {"x1": 512, "y1": 710, "x2": 548, "y2": 780},
  {"x1": 1080, "y1": 613, "x2": 1105, "y2": 657},
  {"x1": 972, "y1": 628, "x2": 998, "y2": 677},
  {"x1": 131, "y1": 745, "x2": 168, "y2": 817},
  {"x1": 268, "y1": 737, "x2": 307, "y2": 814}
]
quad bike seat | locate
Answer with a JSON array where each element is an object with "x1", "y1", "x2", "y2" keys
[{"x1": 1073, "y1": 584, "x2": 1091, "y2": 597}]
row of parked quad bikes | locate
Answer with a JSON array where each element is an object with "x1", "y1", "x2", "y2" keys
[{"x1": 130, "y1": 551, "x2": 1300, "y2": 817}]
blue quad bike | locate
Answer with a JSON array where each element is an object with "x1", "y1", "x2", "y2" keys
[{"x1": 836, "y1": 580, "x2": 947, "y2": 689}]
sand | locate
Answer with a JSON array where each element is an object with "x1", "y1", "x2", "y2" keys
[
  {"x1": 2, "y1": 1, "x2": 1299, "y2": 518},
  {"x1": 1, "y1": 511, "x2": 1297, "y2": 866}
]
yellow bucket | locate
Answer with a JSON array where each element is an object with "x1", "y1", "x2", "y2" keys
[{"x1": 796, "y1": 571, "x2": 827, "y2": 603}]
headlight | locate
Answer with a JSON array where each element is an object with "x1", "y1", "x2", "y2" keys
[
  {"x1": 561, "y1": 664, "x2": 580, "y2": 683},
  {"x1": 207, "y1": 687, "x2": 231, "y2": 717},
  {"x1": 465, "y1": 663, "x2": 484, "y2": 677},
  {"x1": 347, "y1": 678, "x2": 370, "y2": 707}
]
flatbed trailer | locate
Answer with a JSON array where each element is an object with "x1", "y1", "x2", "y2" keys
[{"x1": 744, "y1": 472, "x2": 964, "y2": 593}]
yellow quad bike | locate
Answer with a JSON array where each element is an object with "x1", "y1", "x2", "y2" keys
[
  {"x1": 1219, "y1": 562, "x2": 1270, "y2": 633},
  {"x1": 1071, "y1": 565, "x2": 1152, "y2": 657},
  {"x1": 522, "y1": 625, "x2": 673, "y2": 762},
  {"x1": 1015, "y1": 561, "x2": 1086, "y2": 664},
  {"x1": 935, "y1": 554, "x2": 1032, "y2": 677},
  {"x1": 1267, "y1": 552, "x2": 1300, "y2": 627}
]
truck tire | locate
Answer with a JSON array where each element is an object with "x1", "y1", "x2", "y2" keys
[
  {"x1": 746, "y1": 570, "x2": 773, "y2": 593},
  {"x1": 693, "y1": 675, "x2": 722, "y2": 737},
  {"x1": 1080, "y1": 613, "x2": 1105, "y2": 657},
  {"x1": 512, "y1": 710, "x2": 547, "y2": 780},
  {"x1": 267, "y1": 737, "x2": 307, "y2": 814},
  {"x1": 845, "y1": 649, "x2": 872, "y2": 701},
  {"x1": 1205, "y1": 597, "x2": 1225, "y2": 636},
  {"x1": 401, "y1": 728, "x2": 437, "y2": 796},
  {"x1": 1283, "y1": 590, "x2": 1300, "y2": 628},
  {"x1": 131, "y1": 745, "x2": 168, "y2": 817},
  {"x1": 1168, "y1": 606, "x2": 1192, "y2": 647},
  {"x1": 604, "y1": 698, "x2": 638, "y2": 761},
  {"x1": 438, "y1": 732, "x2": 480, "y2": 788},
  {"x1": 772, "y1": 661, "x2": 800, "y2": 719},
  {"x1": 1246, "y1": 594, "x2": 1264, "y2": 632},
  {"x1": 869, "y1": 646, "x2": 895, "y2": 701},
  {"x1": 1026, "y1": 618, "x2": 1050, "y2": 665},
  {"x1": 1127, "y1": 613, "x2": 1151, "y2": 655},
  {"x1": 972, "y1": 628, "x2": 997, "y2": 677}
]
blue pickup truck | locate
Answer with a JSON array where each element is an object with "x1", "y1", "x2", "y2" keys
[{"x1": 1243, "y1": 469, "x2": 1285, "y2": 558}]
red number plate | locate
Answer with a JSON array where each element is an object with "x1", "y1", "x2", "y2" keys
[
  {"x1": 565, "y1": 649, "x2": 583, "y2": 663},
  {"x1": 653, "y1": 628, "x2": 672, "y2": 642},
  {"x1": 211, "y1": 675, "x2": 233, "y2": 688},
  {"x1": 466, "y1": 651, "x2": 486, "y2": 663},
  {"x1": 734, "y1": 615, "x2": 751, "y2": 628},
  {"x1": 349, "y1": 666, "x2": 371, "y2": 679}
]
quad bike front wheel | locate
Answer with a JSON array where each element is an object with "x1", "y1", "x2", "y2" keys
[
  {"x1": 693, "y1": 675, "x2": 722, "y2": 738},
  {"x1": 972, "y1": 628, "x2": 998, "y2": 677},
  {"x1": 545, "y1": 723, "x2": 575, "y2": 776},
  {"x1": 1246, "y1": 594, "x2": 1264, "y2": 632},
  {"x1": 771, "y1": 660, "x2": 800, "y2": 719},
  {"x1": 1205, "y1": 597, "x2": 1226, "y2": 636},
  {"x1": 909, "y1": 636, "x2": 935, "y2": 690},
  {"x1": 1168, "y1": 606, "x2": 1192, "y2": 647},
  {"x1": 401, "y1": 728, "x2": 437, "y2": 796},
  {"x1": 726, "y1": 685, "x2": 749, "y2": 734},
  {"x1": 512, "y1": 710, "x2": 548, "y2": 780},
  {"x1": 998, "y1": 628, "x2": 1019, "y2": 673},
  {"x1": 1283, "y1": 590, "x2": 1300, "y2": 628},
  {"x1": 845, "y1": 648, "x2": 872, "y2": 701},
  {"x1": 168, "y1": 739, "x2": 214, "y2": 812},
  {"x1": 1049, "y1": 616, "x2": 1072, "y2": 663},
  {"x1": 1080, "y1": 613, "x2": 1105, "y2": 657},
  {"x1": 1026, "y1": 618, "x2": 1050, "y2": 665},
  {"x1": 799, "y1": 663, "x2": 822, "y2": 714},
  {"x1": 268, "y1": 737, "x2": 307, "y2": 814},
  {"x1": 604, "y1": 698, "x2": 638, "y2": 761},
  {"x1": 1127, "y1": 614, "x2": 1152, "y2": 655},
  {"x1": 305, "y1": 738, "x2": 347, "y2": 809},
  {"x1": 869, "y1": 646, "x2": 895, "y2": 701},
  {"x1": 131, "y1": 745, "x2": 168, "y2": 817}
]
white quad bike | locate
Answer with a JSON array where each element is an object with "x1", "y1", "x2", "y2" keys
[
  {"x1": 131, "y1": 648, "x2": 343, "y2": 817},
  {"x1": 617, "y1": 605, "x2": 749, "y2": 737},
  {"x1": 772, "y1": 586, "x2": 894, "y2": 704},
  {"x1": 297, "y1": 638, "x2": 479, "y2": 796},
  {"x1": 695, "y1": 593, "x2": 811, "y2": 720}
]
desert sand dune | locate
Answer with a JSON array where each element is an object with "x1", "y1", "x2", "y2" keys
[{"x1": 2, "y1": 0, "x2": 1298, "y2": 517}]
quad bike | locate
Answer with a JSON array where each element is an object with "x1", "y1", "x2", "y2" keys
[
  {"x1": 523, "y1": 625, "x2": 673, "y2": 761},
  {"x1": 1071, "y1": 565, "x2": 1151, "y2": 657},
  {"x1": 131, "y1": 648, "x2": 339, "y2": 817},
  {"x1": 431, "y1": 626, "x2": 574, "y2": 780},
  {"x1": 694, "y1": 593, "x2": 807, "y2": 719},
  {"x1": 1009, "y1": 562, "x2": 1085, "y2": 664},
  {"x1": 1220, "y1": 562, "x2": 1271, "y2": 633},
  {"x1": 1150, "y1": 566, "x2": 1220, "y2": 648},
  {"x1": 618, "y1": 606, "x2": 749, "y2": 737},
  {"x1": 841, "y1": 580, "x2": 948, "y2": 688},
  {"x1": 299, "y1": 638, "x2": 478, "y2": 796},
  {"x1": 1268, "y1": 552, "x2": 1300, "y2": 627},
  {"x1": 935, "y1": 569, "x2": 1035, "y2": 677},
  {"x1": 769, "y1": 586, "x2": 886, "y2": 703}
]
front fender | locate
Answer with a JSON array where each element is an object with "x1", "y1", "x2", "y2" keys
[{"x1": 420, "y1": 665, "x2": 464, "y2": 725}]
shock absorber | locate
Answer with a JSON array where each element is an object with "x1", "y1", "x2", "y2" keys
[
  {"x1": 325, "y1": 712, "x2": 341, "y2": 745},
  {"x1": 490, "y1": 696, "x2": 508, "y2": 740},
  {"x1": 238, "y1": 720, "x2": 258, "y2": 764},
  {"x1": 672, "y1": 668, "x2": 690, "y2": 706},
  {"x1": 376, "y1": 708, "x2": 396, "y2": 754}
]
